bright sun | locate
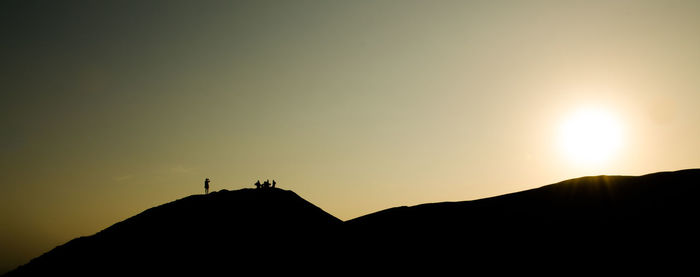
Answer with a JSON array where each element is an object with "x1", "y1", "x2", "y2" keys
[{"x1": 558, "y1": 108, "x2": 623, "y2": 166}]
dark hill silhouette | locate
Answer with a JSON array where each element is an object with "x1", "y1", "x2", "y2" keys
[
  {"x1": 5, "y1": 188, "x2": 342, "y2": 276},
  {"x1": 349, "y1": 169, "x2": 700, "y2": 229},
  {"x1": 5, "y1": 169, "x2": 700, "y2": 275},
  {"x1": 345, "y1": 169, "x2": 700, "y2": 268}
]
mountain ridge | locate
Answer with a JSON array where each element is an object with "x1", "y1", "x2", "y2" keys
[
  {"x1": 5, "y1": 188, "x2": 342, "y2": 276},
  {"x1": 343, "y1": 168, "x2": 700, "y2": 266},
  {"x1": 5, "y1": 169, "x2": 700, "y2": 275},
  {"x1": 349, "y1": 168, "x2": 700, "y2": 224}
]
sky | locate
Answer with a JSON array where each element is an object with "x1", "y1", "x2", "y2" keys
[{"x1": 2, "y1": 0, "x2": 700, "y2": 272}]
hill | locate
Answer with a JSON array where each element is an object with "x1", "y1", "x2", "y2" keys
[
  {"x1": 5, "y1": 169, "x2": 700, "y2": 274},
  {"x1": 349, "y1": 169, "x2": 700, "y2": 228},
  {"x1": 345, "y1": 169, "x2": 700, "y2": 265},
  {"x1": 5, "y1": 188, "x2": 342, "y2": 275}
]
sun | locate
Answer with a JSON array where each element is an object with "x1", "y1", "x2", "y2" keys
[{"x1": 558, "y1": 108, "x2": 623, "y2": 166}]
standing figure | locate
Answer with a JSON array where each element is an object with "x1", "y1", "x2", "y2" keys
[
  {"x1": 272, "y1": 180, "x2": 276, "y2": 188},
  {"x1": 255, "y1": 180, "x2": 261, "y2": 189},
  {"x1": 204, "y1": 178, "x2": 210, "y2": 194}
]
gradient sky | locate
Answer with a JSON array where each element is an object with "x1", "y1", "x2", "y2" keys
[{"x1": 2, "y1": 0, "x2": 700, "y2": 272}]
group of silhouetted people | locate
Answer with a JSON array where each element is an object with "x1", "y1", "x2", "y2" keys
[
  {"x1": 203, "y1": 177, "x2": 278, "y2": 194},
  {"x1": 255, "y1": 179, "x2": 276, "y2": 189}
]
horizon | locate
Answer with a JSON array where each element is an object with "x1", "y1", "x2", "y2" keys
[{"x1": 3, "y1": 0, "x2": 700, "y2": 273}]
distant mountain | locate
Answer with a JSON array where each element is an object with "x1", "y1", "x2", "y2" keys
[
  {"x1": 349, "y1": 169, "x2": 700, "y2": 228},
  {"x1": 5, "y1": 188, "x2": 342, "y2": 275},
  {"x1": 6, "y1": 169, "x2": 700, "y2": 275},
  {"x1": 345, "y1": 169, "x2": 700, "y2": 265}
]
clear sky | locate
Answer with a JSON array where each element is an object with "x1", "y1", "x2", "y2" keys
[{"x1": 2, "y1": 0, "x2": 700, "y2": 272}]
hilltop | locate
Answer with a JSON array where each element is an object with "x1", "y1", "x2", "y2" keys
[{"x1": 5, "y1": 188, "x2": 342, "y2": 275}]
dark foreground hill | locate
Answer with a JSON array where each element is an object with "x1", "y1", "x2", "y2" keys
[
  {"x1": 5, "y1": 188, "x2": 342, "y2": 275},
  {"x1": 6, "y1": 169, "x2": 700, "y2": 275},
  {"x1": 345, "y1": 169, "x2": 700, "y2": 266}
]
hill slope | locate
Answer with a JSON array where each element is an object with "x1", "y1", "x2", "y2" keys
[
  {"x1": 349, "y1": 169, "x2": 700, "y2": 228},
  {"x1": 6, "y1": 169, "x2": 700, "y2": 274},
  {"x1": 6, "y1": 188, "x2": 341, "y2": 275},
  {"x1": 345, "y1": 169, "x2": 700, "y2": 263}
]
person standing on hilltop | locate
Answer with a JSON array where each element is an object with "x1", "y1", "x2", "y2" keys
[{"x1": 204, "y1": 178, "x2": 210, "y2": 194}]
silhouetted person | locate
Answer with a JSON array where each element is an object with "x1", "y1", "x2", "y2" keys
[
  {"x1": 272, "y1": 180, "x2": 276, "y2": 188},
  {"x1": 263, "y1": 180, "x2": 270, "y2": 189},
  {"x1": 204, "y1": 178, "x2": 210, "y2": 194},
  {"x1": 255, "y1": 180, "x2": 261, "y2": 189}
]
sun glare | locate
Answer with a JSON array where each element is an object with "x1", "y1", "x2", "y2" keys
[{"x1": 558, "y1": 108, "x2": 623, "y2": 166}]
